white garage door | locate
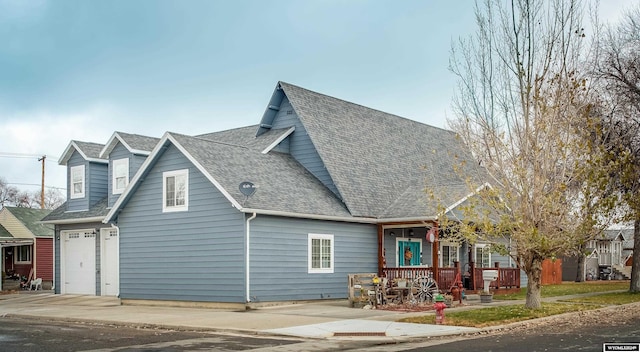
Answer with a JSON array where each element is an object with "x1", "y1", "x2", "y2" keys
[
  {"x1": 100, "y1": 228, "x2": 119, "y2": 296},
  {"x1": 62, "y1": 231, "x2": 96, "y2": 295}
]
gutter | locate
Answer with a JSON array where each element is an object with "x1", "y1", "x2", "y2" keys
[
  {"x1": 245, "y1": 212, "x2": 257, "y2": 303},
  {"x1": 240, "y1": 208, "x2": 437, "y2": 224},
  {"x1": 41, "y1": 216, "x2": 105, "y2": 225}
]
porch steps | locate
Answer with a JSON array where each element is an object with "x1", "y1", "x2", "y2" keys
[{"x1": 612, "y1": 265, "x2": 632, "y2": 280}]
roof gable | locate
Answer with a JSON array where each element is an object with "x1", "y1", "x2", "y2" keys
[
  {"x1": 105, "y1": 132, "x2": 352, "y2": 223},
  {"x1": 0, "y1": 207, "x2": 53, "y2": 238},
  {"x1": 59, "y1": 140, "x2": 107, "y2": 165},
  {"x1": 276, "y1": 81, "x2": 483, "y2": 218},
  {"x1": 99, "y1": 131, "x2": 160, "y2": 158}
]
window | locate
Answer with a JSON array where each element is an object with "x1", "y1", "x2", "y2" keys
[
  {"x1": 112, "y1": 158, "x2": 129, "y2": 194},
  {"x1": 475, "y1": 244, "x2": 492, "y2": 268},
  {"x1": 163, "y1": 169, "x2": 188, "y2": 212},
  {"x1": 440, "y1": 242, "x2": 459, "y2": 267},
  {"x1": 15, "y1": 245, "x2": 31, "y2": 264},
  {"x1": 70, "y1": 165, "x2": 85, "y2": 199},
  {"x1": 308, "y1": 234, "x2": 334, "y2": 273}
]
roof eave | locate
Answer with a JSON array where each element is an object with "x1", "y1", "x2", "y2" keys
[{"x1": 41, "y1": 216, "x2": 105, "y2": 225}]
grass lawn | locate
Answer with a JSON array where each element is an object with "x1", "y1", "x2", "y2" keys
[
  {"x1": 494, "y1": 281, "x2": 630, "y2": 300},
  {"x1": 399, "y1": 281, "x2": 639, "y2": 328},
  {"x1": 400, "y1": 302, "x2": 600, "y2": 327}
]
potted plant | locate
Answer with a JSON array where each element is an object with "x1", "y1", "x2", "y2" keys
[{"x1": 479, "y1": 291, "x2": 493, "y2": 303}]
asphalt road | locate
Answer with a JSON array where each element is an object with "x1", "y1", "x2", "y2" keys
[
  {"x1": 0, "y1": 316, "x2": 304, "y2": 352},
  {"x1": 395, "y1": 313, "x2": 640, "y2": 352}
]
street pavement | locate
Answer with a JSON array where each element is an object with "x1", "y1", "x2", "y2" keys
[
  {"x1": 0, "y1": 289, "x2": 626, "y2": 342},
  {"x1": 0, "y1": 292, "x2": 479, "y2": 341}
]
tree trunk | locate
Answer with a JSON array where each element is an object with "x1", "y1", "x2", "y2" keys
[
  {"x1": 575, "y1": 253, "x2": 585, "y2": 282},
  {"x1": 630, "y1": 218, "x2": 640, "y2": 292},
  {"x1": 525, "y1": 257, "x2": 543, "y2": 309}
]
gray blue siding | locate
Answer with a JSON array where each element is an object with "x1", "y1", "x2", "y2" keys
[
  {"x1": 107, "y1": 143, "x2": 148, "y2": 207},
  {"x1": 271, "y1": 97, "x2": 341, "y2": 199},
  {"x1": 66, "y1": 151, "x2": 107, "y2": 211},
  {"x1": 249, "y1": 215, "x2": 377, "y2": 302},
  {"x1": 89, "y1": 162, "x2": 108, "y2": 207},
  {"x1": 116, "y1": 145, "x2": 246, "y2": 303}
]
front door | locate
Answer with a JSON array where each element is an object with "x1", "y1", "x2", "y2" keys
[
  {"x1": 398, "y1": 240, "x2": 421, "y2": 266},
  {"x1": 100, "y1": 228, "x2": 119, "y2": 296}
]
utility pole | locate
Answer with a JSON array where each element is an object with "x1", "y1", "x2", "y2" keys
[{"x1": 38, "y1": 155, "x2": 46, "y2": 209}]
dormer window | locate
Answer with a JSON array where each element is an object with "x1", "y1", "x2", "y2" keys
[
  {"x1": 70, "y1": 165, "x2": 85, "y2": 199},
  {"x1": 112, "y1": 158, "x2": 129, "y2": 194}
]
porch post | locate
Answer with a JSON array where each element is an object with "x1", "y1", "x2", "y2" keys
[
  {"x1": 432, "y1": 222, "x2": 439, "y2": 284},
  {"x1": 377, "y1": 224, "x2": 384, "y2": 277}
]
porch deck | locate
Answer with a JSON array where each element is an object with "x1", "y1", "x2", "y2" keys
[{"x1": 381, "y1": 261, "x2": 520, "y2": 294}]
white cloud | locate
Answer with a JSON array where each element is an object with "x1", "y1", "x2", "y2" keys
[{"x1": 0, "y1": 104, "x2": 121, "y2": 193}]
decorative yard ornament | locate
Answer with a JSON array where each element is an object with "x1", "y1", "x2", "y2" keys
[{"x1": 426, "y1": 227, "x2": 436, "y2": 243}]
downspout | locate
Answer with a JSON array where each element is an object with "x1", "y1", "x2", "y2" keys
[
  {"x1": 52, "y1": 231, "x2": 56, "y2": 291},
  {"x1": 245, "y1": 212, "x2": 257, "y2": 304},
  {"x1": 0, "y1": 245, "x2": 3, "y2": 291}
]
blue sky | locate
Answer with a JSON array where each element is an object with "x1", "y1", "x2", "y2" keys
[{"x1": 0, "y1": 0, "x2": 634, "y2": 196}]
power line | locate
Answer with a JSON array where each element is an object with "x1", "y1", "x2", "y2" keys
[
  {"x1": 0, "y1": 152, "x2": 59, "y2": 160},
  {"x1": 6, "y1": 182, "x2": 66, "y2": 191}
]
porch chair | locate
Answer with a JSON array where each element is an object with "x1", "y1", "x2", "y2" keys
[{"x1": 30, "y1": 278, "x2": 42, "y2": 291}]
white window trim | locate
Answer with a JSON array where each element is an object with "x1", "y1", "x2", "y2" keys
[
  {"x1": 308, "y1": 233, "x2": 334, "y2": 274},
  {"x1": 70, "y1": 165, "x2": 85, "y2": 199},
  {"x1": 162, "y1": 169, "x2": 189, "y2": 213},
  {"x1": 474, "y1": 243, "x2": 492, "y2": 268},
  {"x1": 14, "y1": 245, "x2": 31, "y2": 264},
  {"x1": 112, "y1": 158, "x2": 129, "y2": 195},
  {"x1": 439, "y1": 241, "x2": 460, "y2": 267}
]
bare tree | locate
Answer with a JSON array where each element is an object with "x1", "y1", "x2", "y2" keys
[
  {"x1": 0, "y1": 177, "x2": 19, "y2": 208},
  {"x1": 592, "y1": 5, "x2": 640, "y2": 292},
  {"x1": 447, "y1": 0, "x2": 610, "y2": 308}
]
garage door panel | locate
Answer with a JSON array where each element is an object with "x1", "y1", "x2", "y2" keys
[{"x1": 63, "y1": 231, "x2": 96, "y2": 295}]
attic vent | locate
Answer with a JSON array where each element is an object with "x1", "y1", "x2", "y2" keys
[{"x1": 287, "y1": 110, "x2": 293, "y2": 115}]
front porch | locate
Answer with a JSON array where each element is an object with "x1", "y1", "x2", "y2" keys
[
  {"x1": 377, "y1": 223, "x2": 521, "y2": 295},
  {"x1": 381, "y1": 261, "x2": 520, "y2": 294}
]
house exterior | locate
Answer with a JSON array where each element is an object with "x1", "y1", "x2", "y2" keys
[
  {"x1": 43, "y1": 81, "x2": 518, "y2": 306},
  {"x1": 562, "y1": 228, "x2": 634, "y2": 281},
  {"x1": 0, "y1": 206, "x2": 54, "y2": 290}
]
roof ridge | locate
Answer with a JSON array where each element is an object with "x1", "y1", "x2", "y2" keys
[
  {"x1": 279, "y1": 81, "x2": 453, "y2": 133},
  {"x1": 170, "y1": 132, "x2": 250, "y2": 150}
]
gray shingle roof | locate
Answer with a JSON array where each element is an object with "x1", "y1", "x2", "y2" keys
[
  {"x1": 278, "y1": 81, "x2": 483, "y2": 218},
  {"x1": 41, "y1": 197, "x2": 109, "y2": 222},
  {"x1": 171, "y1": 133, "x2": 351, "y2": 217},
  {"x1": 116, "y1": 132, "x2": 160, "y2": 152},
  {"x1": 197, "y1": 125, "x2": 290, "y2": 152},
  {"x1": 74, "y1": 141, "x2": 105, "y2": 159}
]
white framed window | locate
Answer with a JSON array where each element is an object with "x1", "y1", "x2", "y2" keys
[
  {"x1": 308, "y1": 233, "x2": 334, "y2": 273},
  {"x1": 162, "y1": 169, "x2": 188, "y2": 212},
  {"x1": 112, "y1": 158, "x2": 129, "y2": 194},
  {"x1": 15, "y1": 245, "x2": 31, "y2": 264},
  {"x1": 440, "y1": 241, "x2": 459, "y2": 267},
  {"x1": 70, "y1": 165, "x2": 85, "y2": 199},
  {"x1": 475, "y1": 244, "x2": 492, "y2": 268}
]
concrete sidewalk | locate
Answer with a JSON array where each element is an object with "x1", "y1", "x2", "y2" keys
[{"x1": 0, "y1": 292, "x2": 480, "y2": 341}]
